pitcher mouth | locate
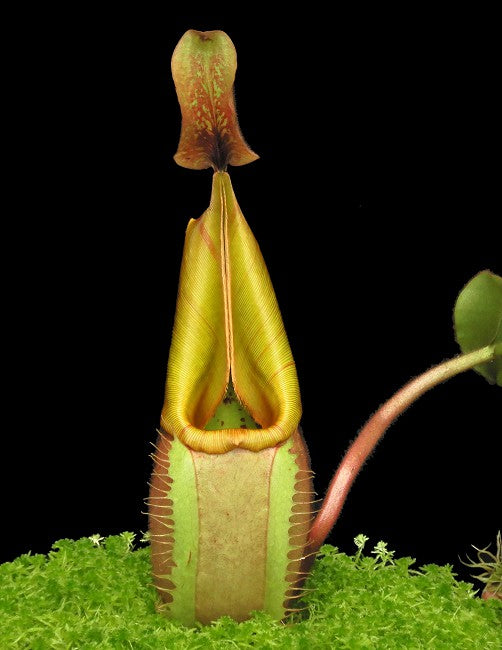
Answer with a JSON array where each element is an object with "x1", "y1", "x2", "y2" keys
[{"x1": 160, "y1": 173, "x2": 301, "y2": 454}]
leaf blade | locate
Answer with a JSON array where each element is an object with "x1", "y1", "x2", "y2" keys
[{"x1": 454, "y1": 270, "x2": 502, "y2": 386}]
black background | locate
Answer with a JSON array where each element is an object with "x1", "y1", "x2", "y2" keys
[{"x1": 3, "y1": 7, "x2": 500, "y2": 587}]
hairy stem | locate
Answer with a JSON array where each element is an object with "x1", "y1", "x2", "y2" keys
[{"x1": 308, "y1": 345, "x2": 496, "y2": 552}]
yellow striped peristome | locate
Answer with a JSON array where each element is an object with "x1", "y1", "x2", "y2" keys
[
  {"x1": 148, "y1": 30, "x2": 314, "y2": 626},
  {"x1": 160, "y1": 171, "x2": 302, "y2": 454}
]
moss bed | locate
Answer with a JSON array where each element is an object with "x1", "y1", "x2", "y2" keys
[{"x1": 1, "y1": 532, "x2": 500, "y2": 649}]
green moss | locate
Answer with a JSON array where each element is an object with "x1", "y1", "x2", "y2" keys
[{"x1": 1, "y1": 532, "x2": 500, "y2": 648}]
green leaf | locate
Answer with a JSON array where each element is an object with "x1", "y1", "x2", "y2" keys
[{"x1": 454, "y1": 270, "x2": 502, "y2": 386}]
